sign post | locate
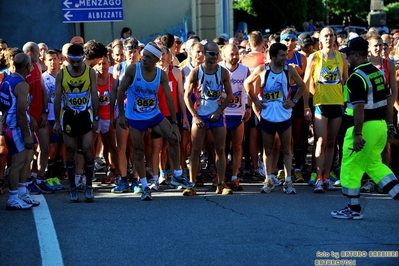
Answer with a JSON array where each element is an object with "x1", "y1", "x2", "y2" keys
[{"x1": 62, "y1": 0, "x2": 124, "y2": 23}]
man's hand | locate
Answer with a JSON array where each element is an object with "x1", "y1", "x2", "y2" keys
[
  {"x1": 193, "y1": 115, "x2": 205, "y2": 128},
  {"x1": 242, "y1": 108, "x2": 252, "y2": 122},
  {"x1": 53, "y1": 121, "x2": 61, "y2": 135},
  {"x1": 353, "y1": 135, "x2": 365, "y2": 152},
  {"x1": 209, "y1": 110, "x2": 221, "y2": 122},
  {"x1": 30, "y1": 117, "x2": 38, "y2": 133},
  {"x1": 24, "y1": 136, "x2": 34, "y2": 150},
  {"x1": 39, "y1": 113, "x2": 48, "y2": 128},
  {"x1": 92, "y1": 120, "x2": 98, "y2": 132},
  {"x1": 118, "y1": 115, "x2": 128, "y2": 130},
  {"x1": 304, "y1": 109, "x2": 312, "y2": 122},
  {"x1": 253, "y1": 98, "x2": 266, "y2": 110}
]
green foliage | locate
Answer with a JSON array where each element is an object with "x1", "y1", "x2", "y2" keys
[
  {"x1": 233, "y1": 0, "x2": 257, "y2": 17},
  {"x1": 385, "y1": 2, "x2": 399, "y2": 28}
]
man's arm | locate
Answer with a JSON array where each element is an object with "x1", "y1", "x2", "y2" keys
[
  {"x1": 117, "y1": 64, "x2": 135, "y2": 129},
  {"x1": 89, "y1": 68, "x2": 99, "y2": 131},
  {"x1": 53, "y1": 69, "x2": 63, "y2": 134},
  {"x1": 14, "y1": 82, "x2": 33, "y2": 149},
  {"x1": 218, "y1": 68, "x2": 233, "y2": 112},
  {"x1": 39, "y1": 76, "x2": 48, "y2": 128},
  {"x1": 353, "y1": 102, "x2": 365, "y2": 151},
  {"x1": 173, "y1": 67, "x2": 189, "y2": 128},
  {"x1": 183, "y1": 67, "x2": 198, "y2": 118},
  {"x1": 243, "y1": 64, "x2": 266, "y2": 110},
  {"x1": 109, "y1": 63, "x2": 120, "y2": 127},
  {"x1": 288, "y1": 65, "x2": 312, "y2": 121}
]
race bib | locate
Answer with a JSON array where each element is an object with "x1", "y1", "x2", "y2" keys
[
  {"x1": 263, "y1": 90, "x2": 282, "y2": 101},
  {"x1": 65, "y1": 91, "x2": 89, "y2": 111},
  {"x1": 134, "y1": 95, "x2": 157, "y2": 113},
  {"x1": 228, "y1": 91, "x2": 242, "y2": 109}
]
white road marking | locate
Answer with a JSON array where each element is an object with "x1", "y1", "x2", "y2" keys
[{"x1": 33, "y1": 194, "x2": 64, "y2": 266}]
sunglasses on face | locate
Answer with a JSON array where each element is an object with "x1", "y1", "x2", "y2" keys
[
  {"x1": 206, "y1": 51, "x2": 219, "y2": 57},
  {"x1": 284, "y1": 38, "x2": 295, "y2": 42}
]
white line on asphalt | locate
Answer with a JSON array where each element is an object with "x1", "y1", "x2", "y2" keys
[{"x1": 33, "y1": 194, "x2": 64, "y2": 266}]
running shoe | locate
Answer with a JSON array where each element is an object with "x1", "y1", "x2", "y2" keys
[
  {"x1": 314, "y1": 179, "x2": 324, "y2": 193},
  {"x1": 216, "y1": 182, "x2": 232, "y2": 195},
  {"x1": 76, "y1": 180, "x2": 86, "y2": 192},
  {"x1": 283, "y1": 181, "x2": 297, "y2": 194},
  {"x1": 331, "y1": 205, "x2": 363, "y2": 220},
  {"x1": 50, "y1": 177, "x2": 65, "y2": 190},
  {"x1": 158, "y1": 173, "x2": 169, "y2": 185},
  {"x1": 131, "y1": 180, "x2": 142, "y2": 194},
  {"x1": 19, "y1": 193, "x2": 40, "y2": 206},
  {"x1": 149, "y1": 180, "x2": 160, "y2": 191},
  {"x1": 85, "y1": 186, "x2": 94, "y2": 201},
  {"x1": 360, "y1": 179, "x2": 375, "y2": 193},
  {"x1": 323, "y1": 178, "x2": 337, "y2": 191},
  {"x1": 182, "y1": 187, "x2": 197, "y2": 196},
  {"x1": 141, "y1": 187, "x2": 152, "y2": 201},
  {"x1": 260, "y1": 181, "x2": 275, "y2": 193},
  {"x1": 34, "y1": 180, "x2": 55, "y2": 194},
  {"x1": 27, "y1": 182, "x2": 41, "y2": 195},
  {"x1": 208, "y1": 164, "x2": 217, "y2": 179},
  {"x1": 111, "y1": 180, "x2": 130, "y2": 193},
  {"x1": 329, "y1": 171, "x2": 339, "y2": 183},
  {"x1": 170, "y1": 175, "x2": 194, "y2": 189},
  {"x1": 277, "y1": 170, "x2": 285, "y2": 182},
  {"x1": 270, "y1": 175, "x2": 282, "y2": 187},
  {"x1": 293, "y1": 169, "x2": 305, "y2": 183},
  {"x1": 251, "y1": 169, "x2": 264, "y2": 181},
  {"x1": 46, "y1": 178, "x2": 59, "y2": 191},
  {"x1": 333, "y1": 179, "x2": 341, "y2": 186},
  {"x1": 5, "y1": 197, "x2": 32, "y2": 210},
  {"x1": 69, "y1": 187, "x2": 79, "y2": 202},
  {"x1": 226, "y1": 179, "x2": 243, "y2": 191},
  {"x1": 308, "y1": 172, "x2": 317, "y2": 186}
]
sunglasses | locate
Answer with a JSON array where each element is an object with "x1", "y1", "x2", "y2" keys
[
  {"x1": 175, "y1": 40, "x2": 182, "y2": 45},
  {"x1": 206, "y1": 51, "x2": 219, "y2": 57},
  {"x1": 123, "y1": 45, "x2": 138, "y2": 51},
  {"x1": 284, "y1": 38, "x2": 295, "y2": 42}
]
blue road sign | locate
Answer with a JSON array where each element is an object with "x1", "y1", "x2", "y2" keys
[{"x1": 62, "y1": 0, "x2": 123, "y2": 23}]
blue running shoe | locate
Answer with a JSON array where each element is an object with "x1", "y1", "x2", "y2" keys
[{"x1": 111, "y1": 180, "x2": 130, "y2": 193}]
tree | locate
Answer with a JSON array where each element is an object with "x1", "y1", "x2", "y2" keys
[{"x1": 385, "y1": 2, "x2": 399, "y2": 29}]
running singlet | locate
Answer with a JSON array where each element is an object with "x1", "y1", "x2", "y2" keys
[
  {"x1": 98, "y1": 75, "x2": 113, "y2": 120},
  {"x1": 221, "y1": 62, "x2": 248, "y2": 116},
  {"x1": 115, "y1": 61, "x2": 127, "y2": 117},
  {"x1": 286, "y1": 51, "x2": 303, "y2": 93},
  {"x1": 26, "y1": 63, "x2": 43, "y2": 121},
  {"x1": 42, "y1": 71, "x2": 57, "y2": 120},
  {"x1": 158, "y1": 65, "x2": 178, "y2": 117},
  {"x1": 62, "y1": 65, "x2": 92, "y2": 112},
  {"x1": 240, "y1": 52, "x2": 265, "y2": 72},
  {"x1": 0, "y1": 75, "x2": 31, "y2": 129},
  {"x1": 194, "y1": 65, "x2": 224, "y2": 116},
  {"x1": 259, "y1": 65, "x2": 291, "y2": 122},
  {"x1": 125, "y1": 62, "x2": 161, "y2": 120},
  {"x1": 312, "y1": 51, "x2": 344, "y2": 106}
]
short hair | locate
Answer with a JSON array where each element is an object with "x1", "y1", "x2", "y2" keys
[
  {"x1": 46, "y1": 49, "x2": 58, "y2": 56},
  {"x1": 161, "y1": 33, "x2": 174, "y2": 49},
  {"x1": 248, "y1": 31, "x2": 263, "y2": 47},
  {"x1": 123, "y1": 37, "x2": 139, "y2": 48},
  {"x1": 22, "y1": 42, "x2": 38, "y2": 54},
  {"x1": 269, "y1": 42, "x2": 287, "y2": 58},
  {"x1": 120, "y1": 27, "x2": 132, "y2": 38},
  {"x1": 83, "y1": 40, "x2": 107, "y2": 60},
  {"x1": 68, "y1": 44, "x2": 84, "y2": 57},
  {"x1": 188, "y1": 35, "x2": 201, "y2": 42},
  {"x1": 0, "y1": 39, "x2": 8, "y2": 45}
]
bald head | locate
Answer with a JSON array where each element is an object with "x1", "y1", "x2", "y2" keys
[
  {"x1": 204, "y1": 41, "x2": 219, "y2": 52},
  {"x1": 14, "y1": 53, "x2": 31, "y2": 72},
  {"x1": 22, "y1": 41, "x2": 40, "y2": 63}
]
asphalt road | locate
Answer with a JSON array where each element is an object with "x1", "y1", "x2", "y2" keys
[{"x1": 1, "y1": 176, "x2": 398, "y2": 266}]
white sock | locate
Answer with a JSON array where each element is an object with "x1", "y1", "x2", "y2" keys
[
  {"x1": 231, "y1": 175, "x2": 237, "y2": 181},
  {"x1": 285, "y1": 176, "x2": 292, "y2": 182},
  {"x1": 75, "y1": 175, "x2": 81, "y2": 184},
  {"x1": 18, "y1": 183, "x2": 27, "y2": 195},
  {"x1": 141, "y1": 177, "x2": 148, "y2": 188}
]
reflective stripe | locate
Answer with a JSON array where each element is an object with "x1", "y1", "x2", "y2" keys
[
  {"x1": 341, "y1": 187, "x2": 360, "y2": 197},
  {"x1": 346, "y1": 69, "x2": 387, "y2": 111},
  {"x1": 377, "y1": 173, "x2": 397, "y2": 188}
]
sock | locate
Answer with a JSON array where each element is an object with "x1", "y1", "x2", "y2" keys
[
  {"x1": 174, "y1": 169, "x2": 182, "y2": 177},
  {"x1": 31, "y1": 172, "x2": 38, "y2": 178},
  {"x1": 348, "y1": 197, "x2": 360, "y2": 206},
  {"x1": 140, "y1": 177, "x2": 148, "y2": 188},
  {"x1": 152, "y1": 175, "x2": 158, "y2": 182},
  {"x1": 84, "y1": 159, "x2": 94, "y2": 186},
  {"x1": 285, "y1": 176, "x2": 292, "y2": 182},
  {"x1": 160, "y1": 169, "x2": 166, "y2": 175},
  {"x1": 66, "y1": 161, "x2": 76, "y2": 187},
  {"x1": 9, "y1": 190, "x2": 18, "y2": 201},
  {"x1": 317, "y1": 175, "x2": 323, "y2": 181},
  {"x1": 18, "y1": 183, "x2": 27, "y2": 195},
  {"x1": 348, "y1": 204, "x2": 361, "y2": 212},
  {"x1": 231, "y1": 175, "x2": 237, "y2": 181}
]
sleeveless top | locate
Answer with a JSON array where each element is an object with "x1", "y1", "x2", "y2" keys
[
  {"x1": 26, "y1": 63, "x2": 43, "y2": 120},
  {"x1": 42, "y1": 71, "x2": 57, "y2": 120},
  {"x1": 0, "y1": 74, "x2": 31, "y2": 129},
  {"x1": 62, "y1": 65, "x2": 92, "y2": 112},
  {"x1": 125, "y1": 63, "x2": 162, "y2": 120},
  {"x1": 312, "y1": 51, "x2": 344, "y2": 106},
  {"x1": 98, "y1": 75, "x2": 113, "y2": 120},
  {"x1": 221, "y1": 62, "x2": 248, "y2": 116},
  {"x1": 158, "y1": 65, "x2": 178, "y2": 117},
  {"x1": 194, "y1": 65, "x2": 224, "y2": 116},
  {"x1": 286, "y1": 51, "x2": 303, "y2": 93},
  {"x1": 259, "y1": 64, "x2": 291, "y2": 122},
  {"x1": 115, "y1": 61, "x2": 127, "y2": 117}
]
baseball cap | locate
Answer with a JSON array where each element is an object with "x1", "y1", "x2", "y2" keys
[
  {"x1": 298, "y1": 33, "x2": 313, "y2": 47},
  {"x1": 339, "y1": 37, "x2": 368, "y2": 53}
]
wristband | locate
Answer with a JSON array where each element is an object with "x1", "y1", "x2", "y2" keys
[{"x1": 304, "y1": 107, "x2": 311, "y2": 111}]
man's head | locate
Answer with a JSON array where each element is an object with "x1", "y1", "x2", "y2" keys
[
  {"x1": 190, "y1": 42, "x2": 204, "y2": 65},
  {"x1": 141, "y1": 43, "x2": 162, "y2": 69},
  {"x1": 269, "y1": 42, "x2": 288, "y2": 66},
  {"x1": 22, "y1": 42, "x2": 40, "y2": 64},
  {"x1": 298, "y1": 33, "x2": 314, "y2": 54},
  {"x1": 94, "y1": 55, "x2": 110, "y2": 75},
  {"x1": 367, "y1": 34, "x2": 383, "y2": 58},
  {"x1": 45, "y1": 49, "x2": 61, "y2": 73},
  {"x1": 248, "y1": 31, "x2": 263, "y2": 49},
  {"x1": 14, "y1": 53, "x2": 32, "y2": 77},
  {"x1": 204, "y1": 41, "x2": 220, "y2": 65},
  {"x1": 112, "y1": 44, "x2": 125, "y2": 64},
  {"x1": 340, "y1": 37, "x2": 369, "y2": 67},
  {"x1": 70, "y1": 36, "x2": 84, "y2": 45},
  {"x1": 83, "y1": 40, "x2": 107, "y2": 66},
  {"x1": 123, "y1": 37, "x2": 140, "y2": 64},
  {"x1": 319, "y1": 27, "x2": 335, "y2": 50},
  {"x1": 0, "y1": 39, "x2": 8, "y2": 55},
  {"x1": 38, "y1": 43, "x2": 48, "y2": 61},
  {"x1": 67, "y1": 44, "x2": 85, "y2": 72},
  {"x1": 161, "y1": 33, "x2": 175, "y2": 49},
  {"x1": 280, "y1": 28, "x2": 297, "y2": 51},
  {"x1": 222, "y1": 43, "x2": 239, "y2": 66},
  {"x1": 158, "y1": 46, "x2": 172, "y2": 66}
]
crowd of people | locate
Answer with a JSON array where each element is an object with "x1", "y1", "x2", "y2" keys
[{"x1": 1, "y1": 23, "x2": 399, "y2": 219}]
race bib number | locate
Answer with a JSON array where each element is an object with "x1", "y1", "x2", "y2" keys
[
  {"x1": 264, "y1": 90, "x2": 282, "y2": 101},
  {"x1": 134, "y1": 97, "x2": 156, "y2": 113},
  {"x1": 66, "y1": 91, "x2": 89, "y2": 111},
  {"x1": 228, "y1": 91, "x2": 242, "y2": 109}
]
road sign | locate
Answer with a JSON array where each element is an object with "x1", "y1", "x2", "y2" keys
[{"x1": 62, "y1": 0, "x2": 123, "y2": 23}]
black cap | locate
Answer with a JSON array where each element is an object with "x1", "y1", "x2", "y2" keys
[
  {"x1": 298, "y1": 33, "x2": 313, "y2": 47},
  {"x1": 340, "y1": 37, "x2": 368, "y2": 53}
]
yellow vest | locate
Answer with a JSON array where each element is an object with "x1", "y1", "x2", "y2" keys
[{"x1": 62, "y1": 65, "x2": 91, "y2": 111}]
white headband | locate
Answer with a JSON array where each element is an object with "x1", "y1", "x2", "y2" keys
[{"x1": 144, "y1": 44, "x2": 162, "y2": 59}]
